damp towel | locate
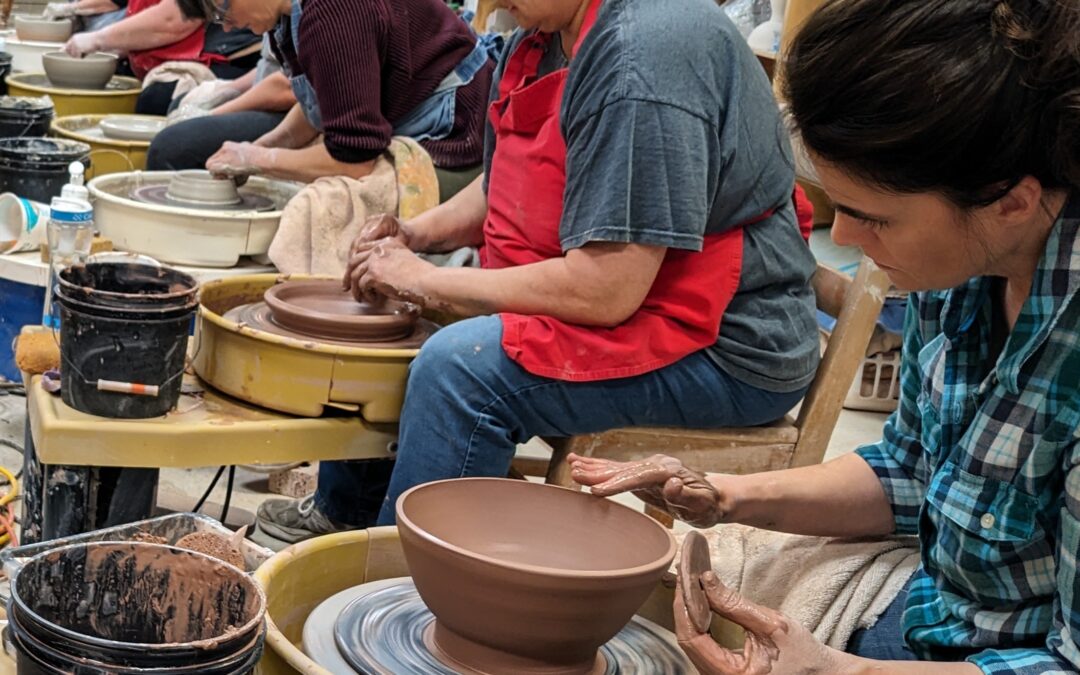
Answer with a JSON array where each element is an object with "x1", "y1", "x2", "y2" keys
[
  {"x1": 143, "y1": 61, "x2": 218, "y2": 102},
  {"x1": 676, "y1": 525, "x2": 920, "y2": 650},
  {"x1": 268, "y1": 137, "x2": 447, "y2": 276}
]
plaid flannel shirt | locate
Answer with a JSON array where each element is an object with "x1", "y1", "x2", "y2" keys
[{"x1": 857, "y1": 197, "x2": 1080, "y2": 674}]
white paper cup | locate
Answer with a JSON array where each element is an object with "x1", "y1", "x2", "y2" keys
[{"x1": 0, "y1": 192, "x2": 48, "y2": 255}]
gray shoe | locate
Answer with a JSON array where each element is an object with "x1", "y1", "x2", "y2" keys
[{"x1": 253, "y1": 494, "x2": 350, "y2": 551}]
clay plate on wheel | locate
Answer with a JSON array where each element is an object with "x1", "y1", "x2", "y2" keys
[
  {"x1": 100, "y1": 116, "x2": 165, "y2": 142},
  {"x1": 264, "y1": 280, "x2": 421, "y2": 342},
  {"x1": 680, "y1": 530, "x2": 712, "y2": 633}
]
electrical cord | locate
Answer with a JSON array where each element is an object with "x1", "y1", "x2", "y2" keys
[
  {"x1": 220, "y1": 466, "x2": 236, "y2": 525},
  {"x1": 193, "y1": 465, "x2": 226, "y2": 513},
  {"x1": 0, "y1": 464, "x2": 20, "y2": 548}
]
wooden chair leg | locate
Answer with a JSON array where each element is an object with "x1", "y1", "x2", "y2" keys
[
  {"x1": 545, "y1": 436, "x2": 583, "y2": 488},
  {"x1": 507, "y1": 466, "x2": 527, "y2": 481}
]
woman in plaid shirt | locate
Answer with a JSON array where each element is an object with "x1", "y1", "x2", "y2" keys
[{"x1": 571, "y1": 0, "x2": 1080, "y2": 673}]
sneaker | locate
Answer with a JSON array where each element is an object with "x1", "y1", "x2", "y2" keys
[{"x1": 252, "y1": 494, "x2": 350, "y2": 551}]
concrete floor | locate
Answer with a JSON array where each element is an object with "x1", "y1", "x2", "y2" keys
[{"x1": 0, "y1": 385, "x2": 888, "y2": 536}]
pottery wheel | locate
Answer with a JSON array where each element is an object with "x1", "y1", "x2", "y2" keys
[
  {"x1": 129, "y1": 184, "x2": 276, "y2": 211},
  {"x1": 223, "y1": 301, "x2": 436, "y2": 349},
  {"x1": 302, "y1": 578, "x2": 692, "y2": 675}
]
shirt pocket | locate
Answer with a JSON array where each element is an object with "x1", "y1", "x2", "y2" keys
[{"x1": 923, "y1": 462, "x2": 1055, "y2": 603}]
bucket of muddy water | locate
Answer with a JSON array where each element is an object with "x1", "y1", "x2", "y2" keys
[
  {"x1": 0, "y1": 95, "x2": 53, "y2": 138},
  {"x1": 55, "y1": 262, "x2": 198, "y2": 418},
  {"x1": 0, "y1": 137, "x2": 89, "y2": 203},
  {"x1": 7, "y1": 541, "x2": 266, "y2": 674}
]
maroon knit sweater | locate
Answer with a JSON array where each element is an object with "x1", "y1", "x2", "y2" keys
[{"x1": 272, "y1": 0, "x2": 492, "y2": 169}]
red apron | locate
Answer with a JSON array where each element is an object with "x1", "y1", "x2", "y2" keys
[
  {"x1": 482, "y1": 0, "x2": 750, "y2": 382},
  {"x1": 126, "y1": 0, "x2": 218, "y2": 79}
]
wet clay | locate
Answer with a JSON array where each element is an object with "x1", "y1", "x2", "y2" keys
[
  {"x1": 396, "y1": 478, "x2": 677, "y2": 674},
  {"x1": 129, "y1": 531, "x2": 168, "y2": 545},
  {"x1": 305, "y1": 578, "x2": 693, "y2": 675},
  {"x1": 680, "y1": 530, "x2": 712, "y2": 633},
  {"x1": 223, "y1": 301, "x2": 436, "y2": 349},
  {"x1": 13, "y1": 542, "x2": 264, "y2": 646},
  {"x1": 263, "y1": 280, "x2": 421, "y2": 342},
  {"x1": 175, "y1": 531, "x2": 244, "y2": 569}
]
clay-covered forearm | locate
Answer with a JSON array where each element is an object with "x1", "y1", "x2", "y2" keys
[
  {"x1": 412, "y1": 242, "x2": 665, "y2": 326},
  {"x1": 717, "y1": 453, "x2": 896, "y2": 538},
  {"x1": 255, "y1": 104, "x2": 318, "y2": 150},
  {"x1": 96, "y1": 2, "x2": 201, "y2": 52},
  {"x1": 214, "y1": 72, "x2": 295, "y2": 116},
  {"x1": 404, "y1": 176, "x2": 488, "y2": 253},
  {"x1": 257, "y1": 141, "x2": 375, "y2": 183}
]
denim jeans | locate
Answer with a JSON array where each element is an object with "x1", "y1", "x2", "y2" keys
[
  {"x1": 315, "y1": 315, "x2": 809, "y2": 527},
  {"x1": 146, "y1": 111, "x2": 287, "y2": 171},
  {"x1": 846, "y1": 575, "x2": 919, "y2": 661}
]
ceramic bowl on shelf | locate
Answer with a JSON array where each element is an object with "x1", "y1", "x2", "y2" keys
[{"x1": 42, "y1": 51, "x2": 117, "y2": 90}]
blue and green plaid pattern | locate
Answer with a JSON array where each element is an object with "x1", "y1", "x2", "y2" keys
[{"x1": 856, "y1": 197, "x2": 1080, "y2": 673}]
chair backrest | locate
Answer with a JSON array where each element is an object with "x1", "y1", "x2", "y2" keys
[{"x1": 790, "y1": 258, "x2": 891, "y2": 467}]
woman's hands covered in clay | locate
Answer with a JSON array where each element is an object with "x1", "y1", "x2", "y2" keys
[
  {"x1": 675, "y1": 571, "x2": 848, "y2": 675},
  {"x1": 344, "y1": 236, "x2": 433, "y2": 306},
  {"x1": 569, "y1": 454, "x2": 729, "y2": 528},
  {"x1": 206, "y1": 142, "x2": 269, "y2": 178}
]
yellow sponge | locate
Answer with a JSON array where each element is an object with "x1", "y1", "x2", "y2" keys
[{"x1": 14, "y1": 332, "x2": 60, "y2": 375}]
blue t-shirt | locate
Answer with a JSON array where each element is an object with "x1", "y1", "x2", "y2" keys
[{"x1": 485, "y1": 0, "x2": 819, "y2": 392}]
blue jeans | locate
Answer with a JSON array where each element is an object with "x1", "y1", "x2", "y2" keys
[
  {"x1": 315, "y1": 315, "x2": 809, "y2": 527},
  {"x1": 846, "y1": 576, "x2": 919, "y2": 661}
]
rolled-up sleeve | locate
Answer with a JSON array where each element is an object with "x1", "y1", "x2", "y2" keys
[{"x1": 855, "y1": 296, "x2": 930, "y2": 535}]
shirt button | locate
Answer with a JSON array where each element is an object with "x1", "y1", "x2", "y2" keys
[{"x1": 980, "y1": 513, "x2": 996, "y2": 529}]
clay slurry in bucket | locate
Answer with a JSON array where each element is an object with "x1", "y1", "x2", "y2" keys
[
  {"x1": 7, "y1": 541, "x2": 266, "y2": 674},
  {"x1": 56, "y1": 262, "x2": 199, "y2": 418}
]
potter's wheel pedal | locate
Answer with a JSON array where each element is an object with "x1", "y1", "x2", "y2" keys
[{"x1": 302, "y1": 578, "x2": 692, "y2": 674}]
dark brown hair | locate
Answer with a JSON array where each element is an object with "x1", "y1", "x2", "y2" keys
[
  {"x1": 175, "y1": 0, "x2": 215, "y2": 22},
  {"x1": 783, "y1": 0, "x2": 1080, "y2": 208}
]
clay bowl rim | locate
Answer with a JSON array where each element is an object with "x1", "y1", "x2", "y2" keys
[
  {"x1": 396, "y1": 477, "x2": 678, "y2": 580},
  {"x1": 10, "y1": 540, "x2": 267, "y2": 652},
  {"x1": 166, "y1": 168, "x2": 243, "y2": 206},
  {"x1": 264, "y1": 280, "x2": 422, "y2": 335},
  {"x1": 42, "y1": 50, "x2": 118, "y2": 89}
]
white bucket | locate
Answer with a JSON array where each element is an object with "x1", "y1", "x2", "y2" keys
[{"x1": 0, "y1": 192, "x2": 48, "y2": 254}]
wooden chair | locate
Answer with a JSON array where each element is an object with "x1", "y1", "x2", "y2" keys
[{"x1": 511, "y1": 258, "x2": 892, "y2": 494}]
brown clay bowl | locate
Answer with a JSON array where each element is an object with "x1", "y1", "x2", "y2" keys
[
  {"x1": 396, "y1": 478, "x2": 677, "y2": 674},
  {"x1": 42, "y1": 51, "x2": 117, "y2": 90},
  {"x1": 165, "y1": 169, "x2": 242, "y2": 205},
  {"x1": 14, "y1": 16, "x2": 73, "y2": 43},
  {"x1": 263, "y1": 279, "x2": 420, "y2": 342}
]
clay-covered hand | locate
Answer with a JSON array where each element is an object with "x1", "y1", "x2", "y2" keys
[
  {"x1": 568, "y1": 454, "x2": 727, "y2": 528},
  {"x1": 344, "y1": 236, "x2": 434, "y2": 306},
  {"x1": 44, "y1": 2, "x2": 77, "y2": 18},
  {"x1": 347, "y1": 214, "x2": 412, "y2": 261},
  {"x1": 675, "y1": 571, "x2": 850, "y2": 675},
  {"x1": 206, "y1": 142, "x2": 268, "y2": 178},
  {"x1": 64, "y1": 31, "x2": 103, "y2": 58}
]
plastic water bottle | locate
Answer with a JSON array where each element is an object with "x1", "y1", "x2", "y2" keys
[{"x1": 42, "y1": 161, "x2": 94, "y2": 328}]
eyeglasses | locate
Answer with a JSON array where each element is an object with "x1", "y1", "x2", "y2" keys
[{"x1": 210, "y1": 0, "x2": 229, "y2": 23}]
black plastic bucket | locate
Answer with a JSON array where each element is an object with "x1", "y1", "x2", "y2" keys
[
  {"x1": 58, "y1": 262, "x2": 199, "y2": 309},
  {"x1": 0, "y1": 93, "x2": 50, "y2": 135},
  {"x1": 7, "y1": 541, "x2": 266, "y2": 674},
  {"x1": 56, "y1": 263, "x2": 199, "y2": 419},
  {"x1": 0, "y1": 137, "x2": 90, "y2": 203}
]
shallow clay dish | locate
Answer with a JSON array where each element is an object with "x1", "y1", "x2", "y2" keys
[
  {"x1": 166, "y1": 169, "x2": 242, "y2": 206},
  {"x1": 100, "y1": 115, "x2": 165, "y2": 142},
  {"x1": 680, "y1": 530, "x2": 712, "y2": 634},
  {"x1": 264, "y1": 279, "x2": 421, "y2": 342},
  {"x1": 43, "y1": 51, "x2": 118, "y2": 90},
  {"x1": 14, "y1": 16, "x2": 73, "y2": 43},
  {"x1": 396, "y1": 478, "x2": 678, "y2": 675}
]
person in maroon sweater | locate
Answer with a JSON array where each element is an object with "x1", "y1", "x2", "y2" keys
[{"x1": 176, "y1": 0, "x2": 492, "y2": 200}]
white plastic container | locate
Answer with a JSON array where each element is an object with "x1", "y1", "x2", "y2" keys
[
  {"x1": 844, "y1": 350, "x2": 901, "y2": 413},
  {"x1": 0, "y1": 192, "x2": 48, "y2": 254}
]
